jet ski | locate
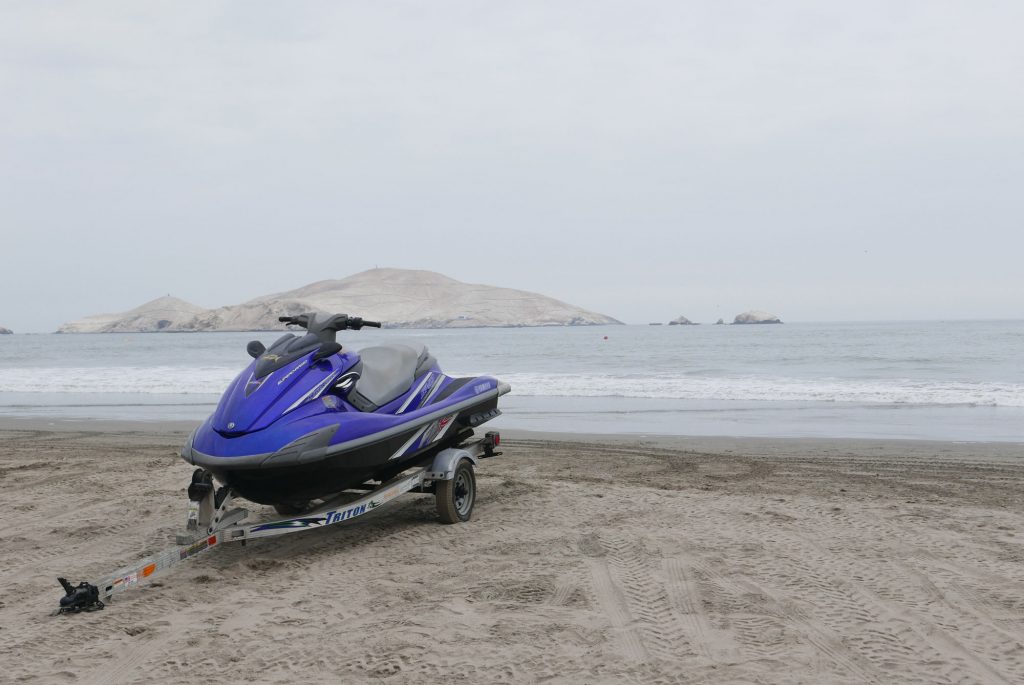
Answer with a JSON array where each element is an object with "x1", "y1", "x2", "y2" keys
[{"x1": 181, "y1": 313, "x2": 510, "y2": 512}]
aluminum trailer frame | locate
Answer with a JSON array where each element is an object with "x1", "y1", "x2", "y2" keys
[{"x1": 55, "y1": 433, "x2": 501, "y2": 614}]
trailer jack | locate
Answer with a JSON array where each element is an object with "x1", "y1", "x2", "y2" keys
[{"x1": 57, "y1": 577, "x2": 104, "y2": 614}]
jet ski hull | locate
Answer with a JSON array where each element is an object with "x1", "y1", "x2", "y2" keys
[
  {"x1": 200, "y1": 423, "x2": 460, "y2": 505},
  {"x1": 183, "y1": 384, "x2": 502, "y2": 505}
]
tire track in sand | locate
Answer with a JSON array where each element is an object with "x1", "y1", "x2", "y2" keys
[
  {"x1": 766, "y1": 524, "x2": 1017, "y2": 685},
  {"x1": 663, "y1": 557, "x2": 740, "y2": 665},
  {"x1": 692, "y1": 559, "x2": 886, "y2": 683},
  {"x1": 579, "y1": 533, "x2": 649, "y2": 664},
  {"x1": 602, "y1": 535, "x2": 691, "y2": 663},
  {"x1": 78, "y1": 615, "x2": 186, "y2": 685}
]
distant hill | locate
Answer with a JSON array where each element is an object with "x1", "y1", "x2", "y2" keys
[
  {"x1": 57, "y1": 269, "x2": 622, "y2": 332},
  {"x1": 57, "y1": 296, "x2": 206, "y2": 333}
]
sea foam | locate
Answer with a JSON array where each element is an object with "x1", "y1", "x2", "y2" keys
[{"x1": 1, "y1": 366, "x2": 1022, "y2": 407}]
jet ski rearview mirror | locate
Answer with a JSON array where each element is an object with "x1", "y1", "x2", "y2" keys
[{"x1": 246, "y1": 341, "x2": 266, "y2": 359}]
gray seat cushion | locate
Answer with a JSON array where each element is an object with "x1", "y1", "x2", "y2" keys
[{"x1": 350, "y1": 343, "x2": 436, "y2": 411}]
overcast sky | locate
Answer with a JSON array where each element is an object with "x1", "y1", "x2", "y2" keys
[{"x1": 2, "y1": 1, "x2": 1022, "y2": 332}]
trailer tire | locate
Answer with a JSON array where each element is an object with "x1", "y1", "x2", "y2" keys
[{"x1": 436, "y1": 459, "x2": 476, "y2": 524}]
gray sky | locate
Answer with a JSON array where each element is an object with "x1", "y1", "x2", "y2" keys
[{"x1": 2, "y1": 1, "x2": 1022, "y2": 332}]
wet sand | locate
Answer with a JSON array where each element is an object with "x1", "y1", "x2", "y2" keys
[{"x1": 1, "y1": 420, "x2": 1022, "y2": 684}]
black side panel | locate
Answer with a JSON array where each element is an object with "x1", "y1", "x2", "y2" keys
[
  {"x1": 209, "y1": 423, "x2": 432, "y2": 504},
  {"x1": 430, "y1": 377, "x2": 473, "y2": 404}
]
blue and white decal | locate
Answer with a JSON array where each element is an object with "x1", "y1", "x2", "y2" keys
[
  {"x1": 421, "y1": 412, "x2": 458, "y2": 447},
  {"x1": 389, "y1": 425, "x2": 429, "y2": 460},
  {"x1": 386, "y1": 411, "x2": 458, "y2": 461},
  {"x1": 421, "y1": 374, "x2": 446, "y2": 407},
  {"x1": 276, "y1": 360, "x2": 308, "y2": 385},
  {"x1": 284, "y1": 371, "x2": 339, "y2": 414},
  {"x1": 244, "y1": 372, "x2": 272, "y2": 397},
  {"x1": 251, "y1": 501, "x2": 372, "y2": 532},
  {"x1": 396, "y1": 373, "x2": 434, "y2": 414}
]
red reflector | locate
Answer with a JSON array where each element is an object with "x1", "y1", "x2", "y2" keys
[
  {"x1": 208, "y1": 535, "x2": 217, "y2": 546},
  {"x1": 493, "y1": 433, "x2": 500, "y2": 445}
]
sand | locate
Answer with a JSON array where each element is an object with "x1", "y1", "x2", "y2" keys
[{"x1": 1, "y1": 420, "x2": 1022, "y2": 684}]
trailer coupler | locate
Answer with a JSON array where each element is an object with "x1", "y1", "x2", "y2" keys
[{"x1": 57, "y1": 577, "x2": 104, "y2": 614}]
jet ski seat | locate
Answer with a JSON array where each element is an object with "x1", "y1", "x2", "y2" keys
[{"x1": 349, "y1": 343, "x2": 437, "y2": 412}]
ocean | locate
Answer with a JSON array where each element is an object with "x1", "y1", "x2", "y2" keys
[{"x1": 1, "y1": 320, "x2": 1022, "y2": 441}]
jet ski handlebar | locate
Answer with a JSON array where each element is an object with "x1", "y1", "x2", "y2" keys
[
  {"x1": 278, "y1": 314, "x2": 382, "y2": 331},
  {"x1": 347, "y1": 317, "x2": 383, "y2": 330}
]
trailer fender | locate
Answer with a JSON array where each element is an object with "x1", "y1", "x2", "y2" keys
[{"x1": 426, "y1": 447, "x2": 477, "y2": 481}]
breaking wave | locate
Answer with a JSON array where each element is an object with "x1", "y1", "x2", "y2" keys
[
  {"x1": 0, "y1": 366, "x2": 239, "y2": 395},
  {"x1": 1, "y1": 367, "x2": 1022, "y2": 407},
  {"x1": 494, "y1": 373, "x2": 1024, "y2": 407}
]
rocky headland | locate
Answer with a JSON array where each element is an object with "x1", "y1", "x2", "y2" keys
[
  {"x1": 57, "y1": 296, "x2": 207, "y2": 334},
  {"x1": 57, "y1": 268, "x2": 622, "y2": 332}
]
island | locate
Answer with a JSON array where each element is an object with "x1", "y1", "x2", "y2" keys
[
  {"x1": 0, "y1": 326, "x2": 12, "y2": 334},
  {"x1": 57, "y1": 268, "x2": 623, "y2": 332},
  {"x1": 668, "y1": 315, "x2": 698, "y2": 326},
  {"x1": 733, "y1": 310, "x2": 783, "y2": 324}
]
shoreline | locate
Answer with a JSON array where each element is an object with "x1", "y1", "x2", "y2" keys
[
  {"x1": 2, "y1": 415, "x2": 1021, "y2": 455},
  {"x1": 4, "y1": 393, "x2": 1023, "y2": 443}
]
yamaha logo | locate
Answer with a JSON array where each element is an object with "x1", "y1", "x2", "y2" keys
[{"x1": 227, "y1": 422, "x2": 236, "y2": 429}]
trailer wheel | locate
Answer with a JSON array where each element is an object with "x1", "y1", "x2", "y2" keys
[{"x1": 436, "y1": 460, "x2": 476, "y2": 524}]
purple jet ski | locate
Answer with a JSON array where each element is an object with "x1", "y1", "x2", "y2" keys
[{"x1": 180, "y1": 313, "x2": 510, "y2": 513}]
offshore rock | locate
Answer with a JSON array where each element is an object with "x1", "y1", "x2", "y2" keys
[
  {"x1": 733, "y1": 310, "x2": 783, "y2": 324},
  {"x1": 57, "y1": 269, "x2": 622, "y2": 332},
  {"x1": 715, "y1": 318, "x2": 725, "y2": 325},
  {"x1": 668, "y1": 315, "x2": 697, "y2": 326},
  {"x1": 0, "y1": 326, "x2": 12, "y2": 334}
]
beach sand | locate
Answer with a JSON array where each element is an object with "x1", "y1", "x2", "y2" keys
[{"x1": 1, "y1": 420, "x2": 1022, "y2": 684}]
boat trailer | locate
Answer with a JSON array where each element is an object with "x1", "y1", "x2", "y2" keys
[{"x1": 56, "y1": 432, "x2": 501, "y2": 614}]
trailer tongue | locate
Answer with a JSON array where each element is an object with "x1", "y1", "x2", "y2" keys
[{"x1": 56, "y1": 433, "x2": 501, "y2": 614}]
